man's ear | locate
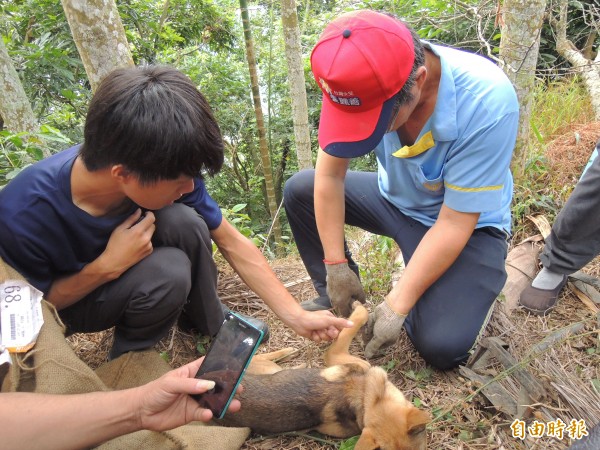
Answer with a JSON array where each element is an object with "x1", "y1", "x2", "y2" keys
[
  {"x1": 111, "y1": 164, "x2": 132, "y2": 183},
  {"x1": 415, "y1": 66, "x2": 428, "y2": 88}
]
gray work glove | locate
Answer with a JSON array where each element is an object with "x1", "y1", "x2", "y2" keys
[
  {"x1": 363, "y1": 301, "x2": 407, "y2": 358},
  {"x1": 325, "y1": 262, "x2": 366, "y2": 317}
]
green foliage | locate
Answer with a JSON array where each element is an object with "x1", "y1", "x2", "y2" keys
[
  {"x1": 338, "y1": 435, "x2": 359, "y2": 450},
  {"x1": 381, "y1": 358, "x2": 398, "y2": 372},
  {"x1": 218, "y1": 203, "x2": 290, "y2": 258},
  {"x1": 220, "y1": 203, "x2": 292, "y2": 258},
  {"x1": 12, "y1": 34, "x2": 86, "y2": 114},
  {"x1": 530, "y1": 77, "x2": 593, "y2": 142},
  {"x1": 431, "y1": 405, "x2": 454, "y2": 423},
  {"x1": 222, "y1": 204, "x2": 264, "y2": 246},
  {"x1": 357, "y1": 235, "x2": 400, "y2": 296},
  {"x1": 118, "y1": 0, "x2": 236, "y2": 63},
  {"x1": 511, "y1": 154, "x2": 560, "y2": 238},
  {"x1": 0, "y1": 126, "x2": 72, "y2": 187},
  {"x1": 411, "y1": 0, "x2": 495, "y2": 52},
  {"x1": 403, "y1": 367, "x2": 434, "y2": 385},
  {"x1": 196, "y1": 335, "x2": 211, "y2": 355},
  {"x1": 1, "y1": 0, "x2": 89, "y2": 130}
]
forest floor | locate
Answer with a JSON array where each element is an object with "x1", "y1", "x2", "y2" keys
[{"x1": 70, "y1": 122, "x2": 600, "y2": 450}]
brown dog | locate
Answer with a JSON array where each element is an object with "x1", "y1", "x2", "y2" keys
[{"x1": 219, "y1": 303, "x2": 430, "y2": 449}]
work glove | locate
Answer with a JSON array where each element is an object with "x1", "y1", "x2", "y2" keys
[
  {"x1": 325, "y1": 261, "x2": 366, "y2": 317},
  {"x1": 363, "y1": 301, "x2": 407, "y2": 358}
]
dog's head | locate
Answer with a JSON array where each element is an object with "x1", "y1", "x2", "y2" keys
[{"x1": 356, "y1": 367, "x2": 430, "y2": 450}]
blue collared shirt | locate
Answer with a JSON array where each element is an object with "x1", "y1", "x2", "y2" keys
[{"x1": 375, "y1": 42, "x2": 519, "y2": 232}]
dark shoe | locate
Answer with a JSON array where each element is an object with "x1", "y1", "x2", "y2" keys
[
  {"x1": 300, "y1": 295, "x2": 332, "y2": 311},
  {"x1": 519, "y1": 275, "x2": 568, "y2": 316},
  {"x1": 222, "y1": 306, "x2": 270, "y2": 343},
  {"x1": 177, "y1": 312, "x2": 198, "y2": 335}
]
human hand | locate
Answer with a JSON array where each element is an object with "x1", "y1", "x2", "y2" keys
[
  {"x1": 286, "y1": 309, "x2": 354, "y2": 342},
  {"x1": 100, "y1": 209, "x2": 156, "y2": 277},
  {"x1": 363, "y1": 301, "x2": 407, "y2": 359},
  {"x1": 134, "y1": 357, "x2": 242, "y2": 432},
  {"x1": 325, "y1": 262, "x2": 366, "y2": 317}
]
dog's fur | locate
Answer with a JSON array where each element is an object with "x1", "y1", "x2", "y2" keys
[{"x1": 219, "y1": 303, "x2": 430, "y2": 449}]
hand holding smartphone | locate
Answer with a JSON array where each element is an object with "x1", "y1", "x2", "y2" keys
[{"x1": 192, "y1": 311, "x2": 264, "y2": 418}]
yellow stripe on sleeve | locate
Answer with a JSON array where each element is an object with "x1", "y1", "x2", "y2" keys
[{"x1": 445, "y1": 182, "x2": 503, "y2": 192}]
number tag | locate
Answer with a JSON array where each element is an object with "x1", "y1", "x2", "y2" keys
[{"x1": 0, "y1": 280, "x2": 44, "y2": 355}]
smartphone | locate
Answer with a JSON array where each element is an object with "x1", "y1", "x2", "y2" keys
[{"x1": 192, "y1": 311, "x2": 264, "y2": 419}]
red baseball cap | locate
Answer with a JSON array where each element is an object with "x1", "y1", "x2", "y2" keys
[{"x1": 310, "y1": 10, "x2": 415, "y2": 157}]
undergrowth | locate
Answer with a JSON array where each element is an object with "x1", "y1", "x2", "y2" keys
[{"x1": 511, "y1": 76, "x2": 594, "y2": 243}]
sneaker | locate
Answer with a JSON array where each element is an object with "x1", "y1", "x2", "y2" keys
[
  {"x1": 222, "y1": 306, "x2": 270, "y2": 343},
  {"x1": 299, "y1": 295, "x2": 332, "y2": 311},
  {"x1": 519, "y1": 274, "x2": 568, "y2": 316}
]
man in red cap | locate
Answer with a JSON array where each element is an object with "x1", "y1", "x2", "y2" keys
[{"x1": 284, "y1": 10, "x2": 519, "y2": 369}]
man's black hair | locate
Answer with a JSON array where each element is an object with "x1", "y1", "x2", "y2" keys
[
  {"x1": 394, "y1": 27, "x2": 426, "y2": 107},
  {"x1": 379, "y1": 12, "x2": 426, "y2": 108},
  {"x1": 80, "y1": 65, "x2": 224, "y2": 184}
]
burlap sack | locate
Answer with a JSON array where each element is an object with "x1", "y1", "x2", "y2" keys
[{"x1": 0, "y1": 257, "x2": 250, "y2": 449}]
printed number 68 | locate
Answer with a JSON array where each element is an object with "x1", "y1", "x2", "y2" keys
[{"x1": 3, "y1": 285, "x2": 22, "y2": 302}]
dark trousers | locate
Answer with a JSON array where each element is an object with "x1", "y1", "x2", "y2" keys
[
  {"x1": 59, "y1": 204, "x2": 224, "y2": 359},
  {"x1": 284, "y1": 170, "x2": 508, "y2": 369},
  {"x1": 541, "y1": 141, "x2": 600, "y2": 274}
]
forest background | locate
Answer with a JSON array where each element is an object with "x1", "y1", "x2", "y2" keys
[
  {"x1": 1, "y1": 1, "x2": 599, "y2": 449},
  {"x1": 2, "y1": 0, "x2": 599, "y2": 250}
]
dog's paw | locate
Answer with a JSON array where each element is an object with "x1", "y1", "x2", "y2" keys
[{"x1": 349, "y1": 302, "x2": 369, "y2": 328}]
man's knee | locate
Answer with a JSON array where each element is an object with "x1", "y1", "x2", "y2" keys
[
  {"x1": 284, "y1": 169, "x2": 315, "y2": 205},
  {"x1": 132, "y1": 247, "x2": 192, "y2": 313},
  {"x1": 154, "y1": 203, "x2": 211, "y2": 248},
  {"x1": 409, "y1": 327, "x2": 472, "y2": 370}
]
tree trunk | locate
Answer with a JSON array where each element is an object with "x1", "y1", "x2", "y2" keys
[
  {"x1": 499, "y1": 0, "x2": 546, "y2": 179},
  {"x1": 582, "y1": 29, "x2": 597, "y2": 61},
  {"x1": 0, "y1": 37, "x2": 39, "y2": 135},
  {"x1": 239, "y1": 0, "x2": 282, "y2": 249},
  {"x1": 550, "y1": 0, "x2": 600, "y2": 121},
  {"x1": 61, "y1": 0, "x2": 134, "y2": 93},
  {"x1": 281, "y1": 0, "x2": 313, "y2": 170}
]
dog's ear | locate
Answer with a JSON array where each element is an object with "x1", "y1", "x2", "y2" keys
[
  {"x1": 354, "y1": 427, "x2": 378, "y2": 450},
  {"x1": 407, "y1": 408, "x2": 431, "y2": 436}
]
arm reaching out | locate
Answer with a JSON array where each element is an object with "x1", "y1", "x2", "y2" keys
[
  {"x1": 211, "y1": 218, "x2": 353, "y2": 342},
  {"x1": 0, "y1": 357, "x2": 237, "y2": 450}
]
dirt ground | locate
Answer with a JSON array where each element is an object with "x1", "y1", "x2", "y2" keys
[{"x1": 69, "y1": 123, "x2": 600, "y2": 450}]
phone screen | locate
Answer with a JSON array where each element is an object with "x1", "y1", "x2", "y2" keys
[{"x1": 192, "y1": 312, "x2": 263, "y2": 418}]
